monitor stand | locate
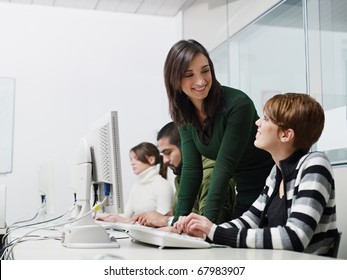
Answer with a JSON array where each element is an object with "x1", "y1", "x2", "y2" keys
[{"x1": 61, "y1": 201, "x2": 119, "y2": 249}]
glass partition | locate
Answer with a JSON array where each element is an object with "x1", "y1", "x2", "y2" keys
[
  {"x1": 317, "y1": 0, "x2": 347, "y2": 164},
  {"x1": 211, "y1": 0, "x2": 347, "y2": 165},
  {"x1": 212, "y1": 0, "x2": 306, "y2": 115}
]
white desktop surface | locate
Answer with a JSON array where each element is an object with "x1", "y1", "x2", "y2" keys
[{"x1": 10, "y1": 228, "x2": 330, "y2": 260}]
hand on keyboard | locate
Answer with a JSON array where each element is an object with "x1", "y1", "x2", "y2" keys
[
  {"x1": 124, "y1": 223, "x2": 211, "y2": 249},
  {"x1": 131, "y1": 211, "x2": 171, "y2": 228},
  {"x1": 95, "y1": 213, "x2": 131, "y2": 224},
  {"x1": 95, "y1": 221, "x2": 211, "y2": 249},
  {"x1": 156, "y1": 226, "x2": 181, "y2": 234}
]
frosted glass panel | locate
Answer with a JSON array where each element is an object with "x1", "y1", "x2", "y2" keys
[
  {"x1": 211, "y1": 0, "x2": 347, "y2": 164},
  {"x1": 218, "y1": 0, "x2": 306, "y2": 116},
  {"x1": 318, "y1": 0, "x2": 347, "y2": 164},
  {"x1": 0, "y1": 78, "x2": 15, "y2": 174}
]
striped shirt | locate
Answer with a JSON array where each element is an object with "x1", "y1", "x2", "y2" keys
[{"x1": 212, "y1": 151, "x2": 338, "y2": 255}]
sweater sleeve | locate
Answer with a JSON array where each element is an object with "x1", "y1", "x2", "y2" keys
[
  {"x1": 172, "y1": 125, "x2": 203, "y2": 223},
  {"x1": 121, "y1": 186, "x2": 135, "y2": 218},
  {"x1": 203, "y1": 93, "x2": 259, "y2": 222},
  {"x1": 155, "y1": 179, "x2": 174, "y2": 215}
]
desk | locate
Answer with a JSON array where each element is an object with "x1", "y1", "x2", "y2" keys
[{"x1": 9, "y1": 228, "x2": 330, "y2": 260}]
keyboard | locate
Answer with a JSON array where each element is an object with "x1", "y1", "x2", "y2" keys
[{"x1": 97, "y1": 221, "x2": 211, "y2": 249}]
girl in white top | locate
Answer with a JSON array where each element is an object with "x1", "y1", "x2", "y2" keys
[{"x1": 97, "y1": 142, "x2": 173, "y2": 223}]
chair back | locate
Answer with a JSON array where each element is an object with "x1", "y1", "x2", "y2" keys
[{"x1": 326, "y1": 232, "x2": 342, "y2": 258}]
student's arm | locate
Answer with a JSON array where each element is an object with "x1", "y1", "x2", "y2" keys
[{"x1": 156, "y1": 179, "x2": 174, "y2": 216}]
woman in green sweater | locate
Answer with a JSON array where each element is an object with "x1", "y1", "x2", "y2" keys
[{"x1": 164, "y1": 39, "x2": 274, "y2": 223}]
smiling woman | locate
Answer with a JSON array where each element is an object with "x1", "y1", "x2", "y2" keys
[
  {"x1": 0, "y1": 78, "x2": 15, "y2": 174},
  {"x1": 163, "y1": 39, "x2": 274, "y2": 224}
]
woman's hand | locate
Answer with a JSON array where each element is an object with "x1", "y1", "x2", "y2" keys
[
  {"x1": 95, "y1": 213, "x2": 131, "y2": 223},
  {"x1": 132, "y1": 211, "x2": 169, "y2": 227},
  {"x1": 174, "y1": 213, "x2": 213, "y2": 238},
  {"x1": 95, "y1": 214, "x2": 119, "y2": 222},
  {"x1": 157, "y1": 226, "x2": 182, "y2": 234}
]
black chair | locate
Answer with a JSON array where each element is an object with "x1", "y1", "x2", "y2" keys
[{"x1": 325, "y1": 232, "x2": 342, "y2": 258}]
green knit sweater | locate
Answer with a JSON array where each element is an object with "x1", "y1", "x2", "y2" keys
[{"x1": 174, "y1": 86, "x2": 274, "y2": 223}]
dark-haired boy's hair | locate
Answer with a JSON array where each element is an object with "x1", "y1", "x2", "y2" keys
[{"x1": 157, "y1": 122, "x2": 181, "y2": 149}]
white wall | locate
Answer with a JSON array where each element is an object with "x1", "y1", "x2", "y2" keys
[
  {"x1": 182, "y1": 0, "x2": 228, "y2": 51},
  {"x1": 0, "y1": 3, "x2": 181, "y2": 224}
]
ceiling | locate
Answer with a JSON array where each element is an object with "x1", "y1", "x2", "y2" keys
[{"x1": 1, "y1": 0, "x2": 194, "y2": 17}]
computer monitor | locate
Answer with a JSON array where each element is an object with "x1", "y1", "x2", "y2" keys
[
  {"x1": 87, "y1": 111, "x2": 124, "y2": 214},
  {"x1": 62, "y1": 111, "x2": 123, "y2": 248}
]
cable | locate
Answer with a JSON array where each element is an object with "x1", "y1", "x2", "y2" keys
[
  {"x1": 92, "y1": 183, "x2": 99, "y2": 206},
  {"x1": 1, "y1": 204, "x2": 74, "y2": 249},
  {"x1": 0, "y1": 234, "x2": 61, "y2": 260},
  {"x1": 10, "y1": 195, "x2": 46, "y2": 226},
  {"x1": 1, "y1": 198, "x2": 106, "y2": 260}
]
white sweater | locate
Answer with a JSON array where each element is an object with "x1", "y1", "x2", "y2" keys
[{"x1": 122, "y1": 166, "x2": 173, "y2": 218}]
